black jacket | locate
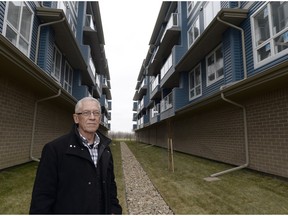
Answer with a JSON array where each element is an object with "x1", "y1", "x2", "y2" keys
[{"x1": 29, "y1": 125, "x2": 122, "y2": 214}]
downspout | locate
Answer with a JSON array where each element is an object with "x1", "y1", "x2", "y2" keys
[
  {"x1": 209, "y1": 16, "x2": 249, "y2": 178},
  {"x1": 30, "y1": 89, "x2": 62, "y2": 162},
  {"x1": 35, "y1": 17, "x2": 66, "y2": 64},
  {"x1": 216, "y1": 16, "x2": 247, "y2": 79},
  {"x1": 210, "y1": 88, "x2": 249, "y2": 177}
]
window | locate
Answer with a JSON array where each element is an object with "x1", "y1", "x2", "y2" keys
[
  {"x1": 52, "y1": 46, "x2": 62, "y2": 81},
  {"x1": 203, "y1": 1, "x2": 221, "y2": 29},
  {"x1": 3, "y1": 1, "x2": 33, "y2": 56},
  {"x1": 206, "y1": 45, "x2": 224, "y2": 86},
  {"x1": 189, "y1": 64, "x2": 202, "y2": 100},
  {"x1": 187, "y1": 1, "x2": 194, "y2": 17},
  {"x1": 251, "y1": 2, "x2": 288, "y2": 67},
  {"x1": 188, "y1": 16, "x2": 200, "y2": 47},
  {"x1": 64, "y1": 61, "x2": 73, "y2": 94}
]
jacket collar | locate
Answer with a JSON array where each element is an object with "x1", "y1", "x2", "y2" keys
[{"x1": 72, "y1": 123, "x2": 111, "y2": 150}]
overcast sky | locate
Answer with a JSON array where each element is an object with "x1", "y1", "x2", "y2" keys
[{"x1": 99, "y1": 1, "x2": 162, "y2": 132}]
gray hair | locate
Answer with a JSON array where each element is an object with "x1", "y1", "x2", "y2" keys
[{"x1": 75, "y1": 97, "x2": 101, "y2": 113}]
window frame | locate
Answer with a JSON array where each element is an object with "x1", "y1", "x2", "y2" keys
[
  {"x1": 187, "y1": 1, "x2": 194, "y2": 17},
  {"x1": 64, "y1": 61, "x2": 73, "y2": 94},
  {"x1": 52, "y1": 45, "x2": 62, "y2": 81},
  {"x1": 187, "y1": 16, "x2": 200, "y2": 48},
  {"x1": 189, "y1": 64, "x2": 202, "y2": 100},
  {"x1": 206, "y1": 44, "x2": 224, "y2": 86},
  {"x1": 3, "y1": 1, "x2": 34, "y2": 56},
  {"x1": 203, "y1": 1, "x2": 221, "y2": 30},
  {"x1": 251, "y1": 2, "x2": 288, "y2": 68}
]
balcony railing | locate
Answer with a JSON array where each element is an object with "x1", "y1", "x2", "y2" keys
[
  {"x1": 89, "y1": 57, "x2": 96, "y2": 77},
  {"x1": 160, "y1": 92, "x2": 173, "y2": 112},
  {"x1": 160, "y1": 53, "x2": 173, "y2": 79},
  {"x1": 160, "y1": 13, "x2": 179, "y2": 42},
  {"x1": 101, "y1": 115, "x2": 109, "y2": 128},
  {"x1": 151, "y1": 46, "x2": 159, "y2": 64},
  {"x1": 139, "y1": 78, "x2": 147, "y2": 90},
  {"x1": 137, "y1": 117, "x2": 144, "y2": 129},
  {"x1": 95, "y1": 73, "x2": 100, "y2": 87},
  {"x1": 85, "y1": 14, "x2": 95, "y2": 30},
  {"x1": 138, "y1": 98, "x2": 144, "y2": 112},
  {"x1": 151, "y1": 103, "x2": 160, "y2": 118},
  {"x1": 151, "y1": 75, "x2": 159, "y2": 92}
]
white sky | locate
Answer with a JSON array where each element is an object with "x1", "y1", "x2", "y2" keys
[{"x1": 99, "y1": 1, "x2": 162, "y2": 132}]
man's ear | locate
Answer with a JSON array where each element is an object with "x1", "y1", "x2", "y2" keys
[{"x1": 73, "y1": 114, "x2": 79, "y2": 124}]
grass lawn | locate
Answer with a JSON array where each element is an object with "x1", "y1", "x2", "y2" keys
[
  {"x1": 0, "y1": 141, "x2": 126, "y2": 214},
  {"x1": 110, "y1": 140, "x2": 128, "y2": 214},
  {"x1": 126, "y1": 140, "x2": 288, "y2": 214},
  {"x1": 2, "y1": 140, "x2": 288, "y2": 214},
  {"x1": 0, "y1": 162, "x2": 37, "y2": 214}
]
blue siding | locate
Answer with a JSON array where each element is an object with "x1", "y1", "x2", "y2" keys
[
  {"x1": 27, "y1": 2, "x2": 38, "y2": 62},
  {"x1": 38, "y1": 27, "x2": 55, "y2": 74},
  {"x1": 223, "y1": 28, "x2": 243, "y2": 83},
  {"x1": 243, "y1": 2, "x2": 261, "y2": 78},
  {"x1": 72, "y1": 70, "x2": 89, "y2": 100},
  {"x1": 174, "y1": 72, "x2": 190, "y2": 111}
]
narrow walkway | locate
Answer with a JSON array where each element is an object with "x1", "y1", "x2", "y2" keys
[{"x1": 120, "y1": 142, "x2": 173, "y2": 215}]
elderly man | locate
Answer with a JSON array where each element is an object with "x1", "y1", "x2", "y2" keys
[{"x1": 30, "y1": 97, "x2": 122, "y2": 214}]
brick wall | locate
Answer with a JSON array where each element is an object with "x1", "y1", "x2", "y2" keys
[
  {"x1": 136, "y1": 86, "x2": 288, "y2": 178},
  {"x1": 0, "y1": 76, "x2": 73, "y2": 170},
  {"x1": 246, "y1": 87, "x2": 288, "y2": 177}
]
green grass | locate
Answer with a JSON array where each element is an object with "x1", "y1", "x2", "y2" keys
[
  {"x1": 0, "y1": 142, "x2": 126, "y2": 214},
  {"x1": 110, "y1": 140, "x2": 128, "y2": 214},
  {"x1": 126, "y1": 140, "x2": 288, "y2": 214},
  {"x1": 0, "y1": 162, "x2": 37, "y2": 214},
  {"x1": 2, "y1": 140, "x2": 288, "y2": 214}
]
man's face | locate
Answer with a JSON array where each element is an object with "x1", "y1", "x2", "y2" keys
[{"x1": 73, "y1": 100, "x2": 101, "y2": 136}]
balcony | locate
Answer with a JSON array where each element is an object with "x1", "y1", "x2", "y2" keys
[
  {"x1": 160, "y1": 51, "x2": 180, "y2": 88},
  {"x1": 88, "y1": 57, "x2": 96, "y2": 78},
  {"x1": 92, "y1": 73, "x2": 101, "y2": 98},
  {"x1": 138, "y1": 97, "x2": 145, "y2": 113},
  {"x1": 107, "y1": 112, "x2": 111, "y2": 121},
  {"x1": 133, "y1": 113, "x2": 137, "y2": 121},
  {"x1": 138, "y1": 78, "x2": 147, "y2": 98},
  {"x1": 108, "y1": 101, "x2": 112, "y2": 110},
  {"x1": 150, "y1": 103, "x2": 160, "y2": 125},
  {"x1": 101, "y1": 115, "x2": 109, "y2": 129},
  {"x1": 160, "y1": 13, "x2": 180, "y2": 43},
  {"x1": 160, "y1": 91, "x2": 175, "y2": 121},
  {"x1": 161, "y1": 54, "x2": 172, "y2": 79},
  {"x1": 85, "y1": 14, "x2": 95, "y2": 31},
  {"x1": 101, "y1": 77, "x2": 112, "y2": 100},
  {"x1": 133, "y1": 78, "x2": 147, "y2": 101},
  {"x1": 160, "y1": 92, "x2": 173, "y2": 112},
  {"x1": 83, "y1": 3, "x2": 107, "y2": 77},
  {"x1": 150, "y1": 75, "x2": 161, "y2": 100},
  {"x1": 147, "y1": 13, "x2": 180, "y2": 76},
  {"x1": 99, "y1": 95, "x2": 109, "y2": 114},
  {"x1": 133, "y1": 101, "x2": 138, "y2": 112}
]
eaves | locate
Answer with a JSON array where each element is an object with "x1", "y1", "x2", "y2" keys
[
  {"x1": 176, "y1": 60, "x2": 288, "y2": 116},
  {"x1": 0, "y1": 34, "x2": 77, "y2": 107}
]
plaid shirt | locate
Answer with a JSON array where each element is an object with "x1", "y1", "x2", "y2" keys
[{"x1": 79, "y1": 132, "x2": 100, "y2": 167}]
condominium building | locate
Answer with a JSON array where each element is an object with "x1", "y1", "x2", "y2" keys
[
  {"x1": 133, "y1": 2, "x2": 288, "y2": 178},
  {"x1": 0, "y1": 1, "x2": 111, "y2": 169}
]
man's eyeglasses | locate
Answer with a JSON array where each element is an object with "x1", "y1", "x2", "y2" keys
[{"x1": 76, "y1": 111, "x2": 101, "y2": 117}]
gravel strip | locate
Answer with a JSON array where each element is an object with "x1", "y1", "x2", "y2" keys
[{"x1": 120, "y1": 142, "x2": 174, "y2": 215}]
